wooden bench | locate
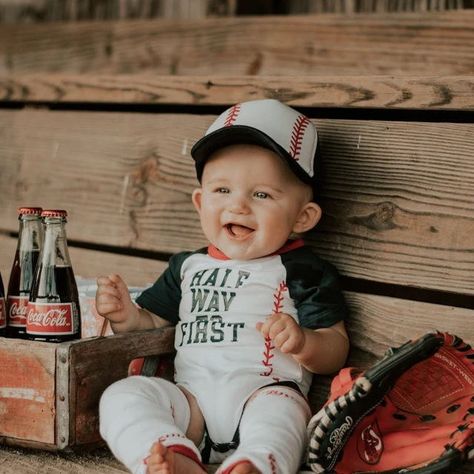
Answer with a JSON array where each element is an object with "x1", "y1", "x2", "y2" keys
[{"x1": 0, "y1": 73, "x2": 472, "y2": 471}]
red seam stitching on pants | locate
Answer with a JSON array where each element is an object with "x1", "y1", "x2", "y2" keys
[
  {"x1": 269, "y1": 453, "x2": 277, "y2": 473},
  {"x1": 158, "y1": 433, "x2": 186, "y2": 442}
]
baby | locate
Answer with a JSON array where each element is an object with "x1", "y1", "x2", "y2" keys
[{"x1": 97, "y1": 99, "x2": 349, "y2": 474}]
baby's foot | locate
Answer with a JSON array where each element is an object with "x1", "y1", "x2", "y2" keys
[
  {"x1": 228, "y1": 461, "x2": 261, "y2": 474},
  {"x1": 145, "y1": 442, "x2": 206, "y2": 474}
]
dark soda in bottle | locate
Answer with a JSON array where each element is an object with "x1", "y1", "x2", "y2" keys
[
  {"x1": 7, "y1": 207, "x2": 43, "y2": 338},
  {"x1": 26, "y1": 210, "x2": 81, "y2": 342},
  {"x1": 0, "y1": 273, "x2": 6, "y2": 337}
]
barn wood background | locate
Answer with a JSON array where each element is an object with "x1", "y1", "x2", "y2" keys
[{"x1": 0, "y1": 0, "x2": 473, "y2": 23}]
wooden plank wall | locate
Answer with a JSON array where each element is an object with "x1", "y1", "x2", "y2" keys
[
  {"x1": 0, "y1": 106, "x2": 472, "y2": 295},
  {"x1": 0, "y1": 77, "x2": 472, "y2": 368},
  {"x1": 0, "y1": 12, "x2": 473, "y2": 75},
  {"x1": 1, "y1": 75, "x2": 473, "y2": 110}
]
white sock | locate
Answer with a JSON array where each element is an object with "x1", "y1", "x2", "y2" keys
[
  {"x1": 217, "y1": 386, "x2": 311, "y2": 474},
  {"x1": 99, "y1": 376, "x2": 201, "y2": 474}
]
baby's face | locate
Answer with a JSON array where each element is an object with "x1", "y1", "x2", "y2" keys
[{"x1": 192, "y1": 144, "x2": 320, "y2": 260}]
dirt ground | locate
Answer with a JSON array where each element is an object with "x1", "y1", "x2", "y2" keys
[
  {"x1": 0, "y1": 445, "x2": 127, "y2": 473},
  {"x1": 0, "y1": 446, "x2": 221, "y2": 474}
]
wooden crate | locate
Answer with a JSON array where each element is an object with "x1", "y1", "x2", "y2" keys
[{"x1": 0, "y1": 327, "x2": 175, "y2": 450}]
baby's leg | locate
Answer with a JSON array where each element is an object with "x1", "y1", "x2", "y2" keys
[
  {"x1": 217, "y1": 386, "x2": 311, "y2": 474},
  {"x1": 100, "y1": 376, "x2": 204, "y2": 474}
]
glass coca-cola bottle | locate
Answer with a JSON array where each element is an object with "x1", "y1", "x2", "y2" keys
[
  {"x1": 7, "y1": 207, "x2": 43, "y2": 338},
  {"x1": 0, "y1": 272, "x2": 6, "y2": 337},
  {"x1": 26, "y1": 210, "x2": 81, "y2": 342}
]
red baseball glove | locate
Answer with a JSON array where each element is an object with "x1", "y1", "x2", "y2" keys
[{"x1": 306, "y1": 332, "x2": 474, "y2": 473}]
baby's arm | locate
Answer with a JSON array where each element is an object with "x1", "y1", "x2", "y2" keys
[
  {"x1": 96, "y1": 273, "x2": 171, "y2": 333},
  {"x1": 257, "y1": 314, "x2": 349, "y2": 374}
]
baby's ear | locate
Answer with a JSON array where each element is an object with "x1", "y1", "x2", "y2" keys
[
  {"x1": 192, "y1": 188, "x2": 203, "y2": 213},
  {"x1": 293, "y1": 202, "x2": 322, "y2": 234}
]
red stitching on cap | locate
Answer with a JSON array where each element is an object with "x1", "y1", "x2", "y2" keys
[
  {"x1": 289, "y1": 115, "x2": 310, "y2": 160},
  {"x1": 224, "y1": 104, "x2": 241, "y2": 127}
]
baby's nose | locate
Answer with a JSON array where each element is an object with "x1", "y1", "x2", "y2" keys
[{"x1": 228, "y1": 195, "x2": 250, "y2": 214}]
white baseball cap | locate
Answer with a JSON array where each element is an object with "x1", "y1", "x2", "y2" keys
[{"x1": 191, "y1": 99, "x2": 318, "y2": 186}]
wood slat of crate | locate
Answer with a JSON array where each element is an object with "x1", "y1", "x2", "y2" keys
[
  {"x1": 0, "y1": 327, "x2": 175, "y2": 450},
  {"x1": 0, "y1": 110, "x2": 472, "y2": 295},
  {"x1": 0, "y1": 12, "x2": 473, "y2": 75},
  {"x1": 1, "y1": 75, "x2": 473, "y2": 110},
  {"x1": 0, "y1": 339, "x2": 56, "y2": 445}
]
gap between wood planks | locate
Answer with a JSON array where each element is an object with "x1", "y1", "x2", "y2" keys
[{"x1": 0, "y1": 101, "x2": 473, "y2": 124}]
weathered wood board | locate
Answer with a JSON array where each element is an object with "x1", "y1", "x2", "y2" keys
[
  {"x1": 0, "y1": 110, "x2": 472, "y2": 295},
  {"x1": 1, "y1": 75, "x2": 473, "y2": 110},
  {"x1": 0, "y1": 12, "x2": 473, "y2": 75},
  {"x1": 0, "y1": 340, "x2": 56, "y2": 445}
]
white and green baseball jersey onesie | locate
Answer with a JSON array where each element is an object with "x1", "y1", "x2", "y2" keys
[{"x1": 135, "y1": 239, "x2": 348, "y2": 446}]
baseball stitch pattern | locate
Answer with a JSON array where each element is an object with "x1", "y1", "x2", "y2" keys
[
  {"x1": 158, "y1": 433, "x2": 187, "y2": 443},
  {"x1": 260, "y1": 281, "x2": 288, "y2": 379},
  {"x1": 268, "y1": 453, "x2": 277, "y2": 474},
  {"x1": 224, "y1": 104, "x2": 241, "y2": 127},
  {"x1": 289, "y1": 115, "x2": 310, "y2": 161}
]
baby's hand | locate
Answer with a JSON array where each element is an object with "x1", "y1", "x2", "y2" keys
[
  {"x1": 96, "y1": 274, "x2": 138, "y2": 328},
  {"x1": 256, "y1": 313, "x2": 305, "y2": 355}
]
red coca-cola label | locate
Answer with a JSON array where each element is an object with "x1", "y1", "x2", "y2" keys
[
  {"x1": 0, "y1": 297, "x2": 6, "y2": 329},
  {"x1": 7, "y1": 296, "x2": 29, "y2": 327},
  {"x1": 26, "y1": 302, "x2": 74, "y2": 335}
]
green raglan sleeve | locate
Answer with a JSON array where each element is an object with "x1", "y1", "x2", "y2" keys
[
  {"x1": 282, "y1": 247, "x2": 348, "y2": 329},
  {"x1": 135, "y1": 251, "x2": 192, "y2": 325}
]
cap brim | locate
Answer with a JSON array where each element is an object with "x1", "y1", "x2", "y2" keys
[{"x1": 191, "y1": 125, "x2": 313, "y2": 185}]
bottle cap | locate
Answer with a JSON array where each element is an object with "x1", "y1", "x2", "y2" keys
[
  {"x1": 41, "y1": 209, "x2": 68, "y2": 218},
  {"x1": 18, "y1": 207, "x2": 43, "y2": 216}
]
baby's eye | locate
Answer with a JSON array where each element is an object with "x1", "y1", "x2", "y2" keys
[
  {"x1": 254, "y1": 191, "x2": 269, "y2": 199},
  {"x1": 215, "y1": 187, "x2": 230, "y2": 194}
]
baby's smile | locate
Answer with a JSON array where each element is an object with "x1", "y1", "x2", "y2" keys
[{"x1": 224, "y1": 223, "x2": 255, "y2": 240}]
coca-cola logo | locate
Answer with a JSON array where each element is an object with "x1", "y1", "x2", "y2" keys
[
  {"x1": 10, "y1": 301, "x2": 28, "y2": 316},
  {"x1": 7, "y1": 296, "x2": 28, "y2": 326},
  {"x1": 26, "y1": 302, "x2": 73, "y2": 335}
]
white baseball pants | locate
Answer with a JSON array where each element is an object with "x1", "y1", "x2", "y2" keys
[{"x1": 99, "y1": 376, "x2": 311, "y2": 474}]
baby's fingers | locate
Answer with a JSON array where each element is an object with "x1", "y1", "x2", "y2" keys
[
  {"x1": 97, "y1": 275, "x2": 116, "y2": 287},
  {"x1": 256, "y1": 313, "x2": 279, "y2": 336},
  {"x1": 280, "y1": 331, "x2": 305, "y2": 354},
  {"x1": 96, "y1": 293, "x2": 122, "y2": 315},
  {"x1": 108, "y1": 274, "x2": 130, "y2": 297},
  {"x1": 96, "y1": 283, "x2": 121, "y2": 300}
]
